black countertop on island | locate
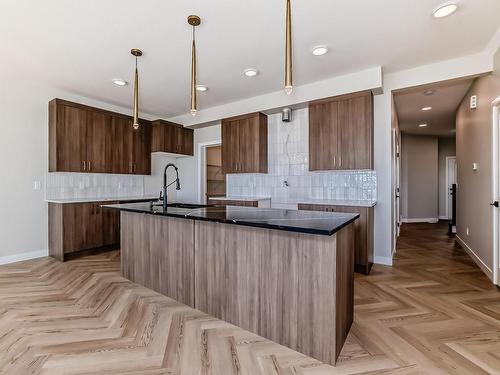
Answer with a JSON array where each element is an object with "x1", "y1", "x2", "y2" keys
[{"x1": 103, "y1": 202, "x2": 359, "y2": 236}]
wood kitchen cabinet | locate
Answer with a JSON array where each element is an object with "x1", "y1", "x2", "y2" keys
[
  {"x1": 49, "y1": 201, "x2": 120, "y2": 261},
  {"x1": 221, "y1": 112, "x2": 268, "y2": 174},
  {"x1": 49, "y1": 99, "x2": 151, "y2": 175},
  {"x1": 151, "y1": 120, "x2": 194, "y2": 156},
  {"x1": 309, "y1": 91, "x2": 373, "y2": 171},
  {"x1": 298, "y1": 203, "x2": 374, "y2": 275}
]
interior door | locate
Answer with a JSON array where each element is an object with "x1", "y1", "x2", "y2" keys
[{"x1": 446, "y1": 157, "x2": 457, "y2": 219}]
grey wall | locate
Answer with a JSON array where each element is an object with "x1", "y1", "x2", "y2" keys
[
  {"x1": 401, "y1": 134, "x2": 439, "y2": 220},
  {"x1": 456, "y1": 50, "x2": 500, "y2": 276},
  {"x1": 438, "y1": 137, "x2": 456, "y2": 218}
]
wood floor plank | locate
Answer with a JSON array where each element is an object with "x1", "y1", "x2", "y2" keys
[{"x1": 0, "y1": 222, "x2": 500, "y2": 374}]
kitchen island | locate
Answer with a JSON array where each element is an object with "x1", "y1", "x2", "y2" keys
[{"x1": 105, "y1": 202, "x2": 359, "y2": 365}]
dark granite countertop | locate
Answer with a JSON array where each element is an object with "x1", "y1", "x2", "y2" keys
[{"x1": 103, "y1": 202, "x2": 359, "y2": 236}]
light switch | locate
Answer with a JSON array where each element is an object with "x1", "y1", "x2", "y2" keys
[{"x1": 472, "y1": 163, "x2": 478, "y2": 171}]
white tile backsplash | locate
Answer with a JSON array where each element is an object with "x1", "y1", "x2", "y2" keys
[
  {"x1": 227, "y1": 108, "x2": 377, "y2": 204},
  {"x1": 46, "y1": 173, "x2": 144, "y2": 200}
]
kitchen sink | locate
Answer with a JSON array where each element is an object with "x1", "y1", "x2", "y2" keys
[
  {"x1": 150, "y1": 201, "x2": 213, "y2": 210},
  {"x1": 166, "y1": 203, "x2": 213, "y2": 209}
]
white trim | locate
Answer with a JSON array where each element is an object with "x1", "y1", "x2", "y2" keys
[
  {"x1": 445, "y1": 156, "x2": 457, "y2": 220},
  {"x1": 197, "y1": 140, "x2": 222, "y2": 204},
  {"x1": 401, "y1": 218, "x2": 439, "y2": 223},
  {"x1": 0, "y1": 249, "x2": 48, "y2": 266},
  {"x1": 374, "y1": 256, "x2": 393, "y2": 266},
  {"x1": 456, "y1": 235, "x2": 493, "y2": 281},
  {"x1": 439, "y1": 216, "x2": 449, "y2": 220},
  {"x1": 492, "y1": 96, "x2": 500, "y2": 286}
]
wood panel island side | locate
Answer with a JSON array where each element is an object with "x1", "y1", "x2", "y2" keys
[{"x1": 106, "y1": 202, "x2": 359, "y2": 365}]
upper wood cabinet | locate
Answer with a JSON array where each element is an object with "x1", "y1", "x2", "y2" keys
[
  {"x1": 309, "y1": 91, "x2": 373, "y2": 171},
  {"x1": 221, "y1": 112, "x2": 268, "y2": 174},
  {"x1": 151, "y1": 120, "x2": 194, "y2": 156},
  {"x1": 49, "y1": 99, "x2": 151, "y2": 175}
]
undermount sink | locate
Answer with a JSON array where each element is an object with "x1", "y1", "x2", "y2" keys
[
  {"x1": 150, "y1": 201, "x2": 213, "y2": 210},
  {"x1": 167, "y1": 203, "x2": 213, "y2": 209}
]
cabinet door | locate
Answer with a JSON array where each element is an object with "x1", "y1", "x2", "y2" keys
[
  {"x1": 110, "y1": 116, "x2": 134, "y2": 174},
  {"x1": 351, "y1": 94, "x2": 373, "y2": 169},
  {"x1": 62, "y1": 203, "x2": 90, "y2": 253},
  {"x1": 55, "y1": 104, "x2": 88, "y2": 172},
  {"x1": 100, "y1": 202, "x2": 120, "y2": 247},
  {"x1": 339, "y1": 96, "x2": 372, "y2": 170},
  {"x1": 86, "y1": 203, "x2": 104, "y2": 249},
  {"x1": 181, "y1": 128, "x2": 194, "y2": 156},
  {"x1": 309, "y1": 101, "x2": 340, "y2": 171},
  {"x1": 86, "y1": 111, "x2": 110, "y2": 173},
  {"x1": 132, "y1": 124, "x2": 151, "y2": 175},
  {"x1": 222, "y1": 120, "x2": 239, "y2": 173}
]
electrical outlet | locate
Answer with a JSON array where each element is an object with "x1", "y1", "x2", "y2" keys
[
  {"x1": 32, "y1": 181, "x2": 41, "y2": 190},
  {"x1": 466, "y1": 227, "x2": 470, "y2": 236},
  {"x1": 470, "y1": 95, "x2": 477, "y2": 109}
]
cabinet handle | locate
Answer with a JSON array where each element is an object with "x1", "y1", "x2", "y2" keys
[
  {"x1": 339, "y1": 156, "x2": 342, "y2": 168},
  {"x1": 88, "y1": 161, "x2": 91, "y2": 171},
  {"x1": 333, "y1": 156, "x2": 336, "y2": 168},
  {"x1": 82, "y1": 161, "x2": 86, "y2": 171}
]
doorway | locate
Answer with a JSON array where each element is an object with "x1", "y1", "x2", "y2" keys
[
  {"x1": 445, "y1": 156, "x2": 457, "y2": 220},
  {"x1": 205, "y1": 145, "x2": 225, "y2": 203},
  {"x1": 492, "y1": 96, "x2": 500, "y2": 286}
]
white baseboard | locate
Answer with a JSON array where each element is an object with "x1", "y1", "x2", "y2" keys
[
  {"x1": 438, "y1": 216, "x2": 450, "y2": 220},
  {"x1": 0, "y1": 249, "x2": 48, "y2": 266},
  {"x1": 374, "y1": 256, "x2": 393, "y2": 266},
  {"x1": 401, "y1": 218, "x2": 439, "y2": 224},
  {"x1": 456, "y1": 235, "x2": 493, "y2": 281}
]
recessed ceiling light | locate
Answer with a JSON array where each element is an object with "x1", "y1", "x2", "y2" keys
[
  {"x1": 433, "y1": 2, "x2": 458, "y2": 18},
  {"x1": 421, "y1": 106, "x2": 433, "y2": 111},
  {"x1": 196, "y1": 85, "x2": 208, "y2": 92},
  {"x1": 312, "y1": 46, "x2": 328, "y2": 56},
  {"x1": 418, "y1": 123, "x2": 428, "y2": 128},
  {"x1": 424, "y1": 90, "x2": 435, "y2": 96},
  {"x1": 244, "y1": 69, "x2": 258, "y2": 77},
  {"x1": 112, "y1": 78, "x2": 128, "y2": 86}
]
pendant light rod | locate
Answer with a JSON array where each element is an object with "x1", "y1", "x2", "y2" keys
[
  {"x1": 188, "y1": 15, "x2": 201, "y2": 116},
  {"x1": 285, "y1": 0, "x2": 293, "y2": 95},
  {"x1": 131, "y1": 48, "x2": 143, "y2": 130}
]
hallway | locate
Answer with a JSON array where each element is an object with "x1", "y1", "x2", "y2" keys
[
  {"x1": 0, "y1": 223, "x2": 499, "y2": 374},
  {"x1": 348, "y1": 222, "x2": 500, "y2": 373}
]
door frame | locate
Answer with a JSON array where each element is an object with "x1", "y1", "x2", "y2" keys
[
  {"x1": 492, "y1": 97, "x2": 500, "y2": 286},
  {"x1": 445, "y1": 156, "x2": 457, "y2": 220},
  {"x1": 197, "y1": 140, "x2": 222, "y2": 204}
]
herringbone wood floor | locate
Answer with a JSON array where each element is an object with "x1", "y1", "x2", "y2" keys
[{"x1": 1, "y1": 222, "x2": 499, "y2": 374}]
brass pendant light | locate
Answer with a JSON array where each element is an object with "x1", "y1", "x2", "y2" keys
[
  {"x1": 188, "y1": 15, "x2": 201, "y2": 116},
  {"x1": 131, "y1": 48, "x2": 143, "y2": 130},
  {"x1": 284, "y1": 0, "x2": 293, "y2": 95}
]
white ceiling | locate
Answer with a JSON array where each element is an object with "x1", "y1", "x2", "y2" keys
[
  {"x1": 2, "y1": 0, "x2": 499, "y2": 118},
  {"x1": 394, "y1": 78, "x2": 475, "y2": 137}
]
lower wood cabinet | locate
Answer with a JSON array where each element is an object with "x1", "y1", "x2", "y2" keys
[
  {"x1": 49, "y1": 202, "x2": 120, "y2": 261},
  {"x1": 298, "y1": 203, "x2": 374, "y2": 275}
]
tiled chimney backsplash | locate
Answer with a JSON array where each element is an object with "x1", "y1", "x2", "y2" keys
[
  {"x1": 227, "y1": 108, "x2": 376, "y2": 204},
  {"x1": 46, "y1": 173, "x2": 144, "y2": 200}
]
